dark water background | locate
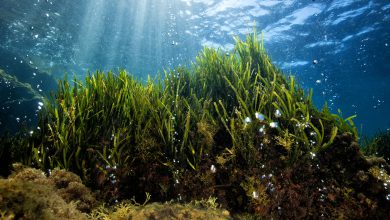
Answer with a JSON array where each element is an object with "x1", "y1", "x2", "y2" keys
[{"x1": 0, "y1": 0, "x2": 389, "y2": 137}]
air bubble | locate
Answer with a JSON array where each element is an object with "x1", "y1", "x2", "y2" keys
[
  {"x1": 255, "y1": 112, "x2": 265, "y2": 121},
  {"x1": 259, "y1": 125, "x2": 266, "y2": 134},
  {"x1": 274, "y1": 109, "x2": 282, "y2": 118},
  {"x1": 244, "y1": 117, "x2": 252, "y2": 124},
  {"x1": 270, "y1": 122, "x2": 278, "y2": 128},
  {"x1": 278, "y1": 206, "x2": 282, "y2": 215},
  {"x1": 210, "y1": 164, "x2": 217, "y2": 173}
]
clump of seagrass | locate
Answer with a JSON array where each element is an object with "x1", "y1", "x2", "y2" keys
[{"x1": 30, "y1": 31, "x2": 349, "y2": 180}]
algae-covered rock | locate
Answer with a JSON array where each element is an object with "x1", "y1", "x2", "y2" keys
[
  {"x1": 0, "y1": 48, "x2": 57, "y2": 95},
  {"x1": 363, "y1": 130, "x2": 390, "y2": 164},
  {"x1": 0, "y1": 68, "x2": 43, "y2": 134},
  {"x1": 90, "y1": 201, "x2": 231, "y2": 220},
  {"x1": 0, "y1": 177, "x2": 87, "y2": 220},
  {"x1": 0, "y1": 48, "x2": 57, "y2": 135},
  {"x1": 50, "y1": 169, "x2": 97, "y2": 212},
  {"x1": 0, "y1": 165, "x2": 97, "y2": 219}
]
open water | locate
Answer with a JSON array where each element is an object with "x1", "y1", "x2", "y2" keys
[{"x1": 0, "y1": 0, "x2": 389, "y2": 137}]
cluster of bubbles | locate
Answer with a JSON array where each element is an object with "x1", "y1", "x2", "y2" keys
[
  {"x1": 244, "y1": 110, "x2": 281, "y2": 129},
  {"x1": 378, "y1": 165, "x2": 390, "y2": 201},
  {"x1": 252, "y1": 173, "x2": 275, "y2": 200},
  {"x1": 317, "y1": 184, "x2": 328, "y2": 202},
  {"x1": 372, "y1": 96, "x2": 385, "y2": 110},
  {"x1": 243, "y1": 109, "x2": 323, "y2": 163},
  {"x1": 173, "y1": 168, "x2": 181, "y2": 187},
  {"x1": 37, "y1": 101, "x2": 44, "y2": 110},
  {"x1": 103, "y1": 164, "x2": 118, "y2": 185},
  {"x1": 170, "y1": 114, "x2": 182, "y2": 148}
]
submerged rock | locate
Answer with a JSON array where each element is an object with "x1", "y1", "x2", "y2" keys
[
  {"x1": 0, "y1": 165, "x2": 98, "y2": 217},
  {"x1": 90, "y1": 201, "x2": 231, "y2": 220},
  {"x1": 1, "y1": 166, "x2": 232, "y2": 220},
  {"x1": 0, "y1": 167, "x2": 89, "y2": 219},
  {"x1": 0, "y1": 48, "x2": 57, "y2": 134}
]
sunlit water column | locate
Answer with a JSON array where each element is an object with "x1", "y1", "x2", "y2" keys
[
  {"x1": 104, "y1": 0, "x2": 130, "y2": 69},
  {"x1": 75, "y1": 0, "x2": 182, "y2": 77},
  {"x1": 75, "y1": 0, "x2": 108, "y2": 73},
  {"x1": 126, "y1": 0, "x2": 175, "y2": 76}
]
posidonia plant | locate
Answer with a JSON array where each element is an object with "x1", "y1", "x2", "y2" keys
[{"x1": 25, "y1": 31, "x2": 357, "y2": 181}]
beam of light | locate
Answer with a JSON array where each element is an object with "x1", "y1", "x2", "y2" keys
[
  {"x1": 75, "y1": 0, "x2": 107, "y2": 70},
  {"x1": 105, "y1": 0, "x2": 129, "y2": 69},
  {"x1": 128, "y1": 0, "x2": 149, "y2": 74},
  {"x1": 74, "y1": 0, "x2": 178, "y2": 75}
]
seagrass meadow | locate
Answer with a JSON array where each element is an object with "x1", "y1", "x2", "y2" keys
[{"x1": 1, "y1": 32, "x2": 390, "y2": 219}]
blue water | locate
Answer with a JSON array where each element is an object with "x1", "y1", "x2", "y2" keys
[{"x1": 0, "y1": 0, "x2": 389, "y2": 137}]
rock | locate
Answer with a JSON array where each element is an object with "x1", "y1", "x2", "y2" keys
[{"x1": 0, "y1": 48, "x2": 57, "y2": 134}]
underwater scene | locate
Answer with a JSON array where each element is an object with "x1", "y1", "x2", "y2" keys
[{"x1": 0, "y1": 0, "x2": 389, "y2": 219}]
